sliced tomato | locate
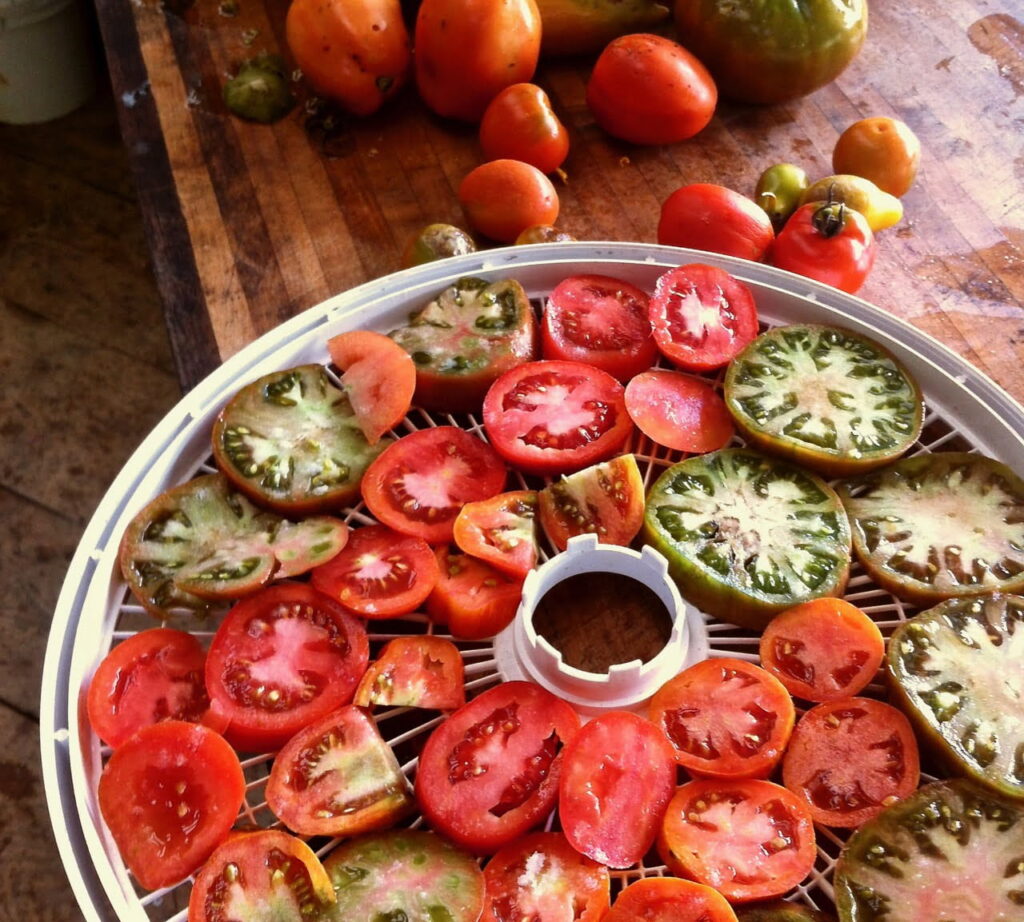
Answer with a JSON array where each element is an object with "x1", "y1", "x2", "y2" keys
[
  {"x1": 353, "y1": 635, "x2": 466, "y2": 710},
  {"x1": 415, "y1": 680, "x2": 580, "y2": 853},
  {"x1": 327, "y1": 329, "x2": 416, "y2": 445},
  {"x1": 205, "y1": 582, "x2": 369, "y2": 752},
  {"x1": 649, "y1": 264, "x2": 759, "y2": 372},
  {"x1": 98, "y1": 721, "x2": 245, "y2": 891},
  {"x1": 426, "y1": 546, "x2": 525, "y2": 639},
  {"x1": 454, "y1": 490, "x2": 539, "y2": 577},
  {"x1": 541, "y1": 274, "x2": 657, "y2": 382},
  {"x1": 781, "y1": 697, "x2": 920, "y2": 828},
  {"x1": 482, "y1": 360, "x2": 634, "y2": 476},
  {"x1": 362, "y1": 426, "x2": 508, "y2": 544},
  {"x1": 606, "y1": 878, "x2": 739, "y2": 922},
  {"x1": 311, "y1": 524, "x2": 440, "y2": 618},
  {"x1": 625, "y1": 369, "x2": 735, "y2": 454}
]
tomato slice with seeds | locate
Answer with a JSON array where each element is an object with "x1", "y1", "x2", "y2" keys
[
  {"x1": 426, "y1": 546, "x2": 525, "y2": 640},
  {"x1": 353, "y1": 635, "x2": 466, "y2": 710},
  {"x1": 605, "y1": 878, "x2": 739, "y2": 922},
  {"x1": 454, "y1": 490, "x2": 539, "y2": 578},
  {"x1": 625, "y1": 368, "x2": 735, "y2": 454}
]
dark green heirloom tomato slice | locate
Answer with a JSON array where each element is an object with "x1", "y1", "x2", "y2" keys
[
  {"x1": 212, "y1": 363, "x2": 387, "y2": 514},
  {"x1": 643, "y1": 448, "x2": 851, "y2": 630},
  {"x1": 838, "y1": 453, "x2": 1024, "y2": 605},
  {"x1": 388, "y1": 276, "x2": 538, "y2": 414},
  {"x1": 322, "y1": 828, "x2": 485, "y2": 922},
  {"x1": 724, "y1": 325, "x2": 923, "y2": 478},
  {"x1": 887, "y1": 594, "x2": 1024, "y2": 800},
  {"x1": 834, "y1": 779, "x2": 1024, "y2": 922},
  {"x1": 738, "y1": 901, "x2": 836, "y2": 922},
  {"x1": 119, "y1": 473, "x2": 348, "y2": 617}
]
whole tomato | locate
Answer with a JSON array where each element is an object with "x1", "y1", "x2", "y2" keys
[
  {"x1": 415, "y1": 0, "x2": 542, "y2": 123},
  {"x1": 479, "y1": 84, "x2": 569, "y2": 175},
  {"x1": 459, "y1": 159, "x2": 560, "y2": 243},
  {"x1": 586, "y1": 33, "x2": 716, "y2": 145},
  {"x1": 658, "y1": 183, "x2": 774, "y2": 261},
  {"x1": 285, "y1": 0, "x2": 410, "y2": 116},
  {"x1": 833, "y1": 116, "x2": 921, "y2": 197}
]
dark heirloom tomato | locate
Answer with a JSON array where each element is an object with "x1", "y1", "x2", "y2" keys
[
  {"x1": 427, "y1": 546, "x2": 525, "y2": 639},
  {"x1": 605, "y1": 878, "x2": 738, "y2": 922},
  {"x1": 737, "y1": 902, "x2": 835, "y2": 922},
  {"x1": 205, "y1": 582, "x2": 369, "y2": 752},
  {"x1": 625, "y1": 369, "x2": 735, "y2": 454},
  {"x1": 657, "y1": 185, "x2": 774, "y2": 263},
  {"x1": 401, "y1": 222, "x2": 477, "y2": 269},
  {"x1": 454, "y1": 490, "x2": 539, "y2": 578},
  {"x1": 415, "y1": 681, "x2": 580, "y2": 853},
  {"x1": 354, "y1": 635, "x2": 465, "y2": 710},
  {"x1": 479, "y1": 83, "x2": 569, "y2": 175}
]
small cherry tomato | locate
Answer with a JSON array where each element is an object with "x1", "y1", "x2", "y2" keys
[
  {"x1": 755, "y1": 163, "x2": 809, "y2": 231},
  {"x1": 658, "y1": 183, "x2": 774, "y2": 261},
  {"x1": 480, "y1": 83, "x2": 569, "y2": 174},
  {"x1": 400, "y1": 223, "x2": 477, "y2": 268},
  {"x1": 459, "y1": 159, "x2": 560, "y2": 243},
  {"x1": 832, "y1": 116, "x2": 921, "y2": 197}
]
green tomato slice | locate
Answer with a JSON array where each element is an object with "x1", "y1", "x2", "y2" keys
[
  {"x1": 725, "y1": 325, "x2": 923, "y2": 476},
  {"x1": 643, "y1": 448, "x2": 851, "y2": 630},
  {"x1": 838, "y1": 452, "x2": 1024, "y2": 604},
  {"x1": 738, "y1": 900, "x2": 836, "y2": 922}
]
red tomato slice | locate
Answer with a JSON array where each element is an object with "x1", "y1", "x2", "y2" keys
[
  {"x1": 558, "y1": 710, "x2": 677, "y2": 869},
  {"x1": 362, "y1": 426, "x2": 508, "y2": 544},
  {"x1": 327, "y1": 329, "x2": 416, "y2": 445},
  {"x1": 541, "y1": 274, "x2": 657, "y2": 382},
  {"x1": 265, "y1": 705, "x2": 414, "y2": 836},
  {"x1": 625, "y1": 369, "x2": 735, "y2": 453},
  {"x1": 205, "y1": 582, "x2": 369, "y2": 752},
  {"x1": 649, "y1": 657, "x2": 795, "y2": 779},
  {"x1": 427, "y1": 546, "x2": 525, "y2": 639},
  {"x1": 658, "y1": 778, "x2": 817, "y2": 903},
  {"x1": 311, "y1": 524, "x2": 440, "y2": 618},
  {"x1": 454, "y1": 490, "x2": 539, "y2": 578},
  {"x1": 480, "y1": 831, "x2": 610, "y2": 922},
  {"x1": 781, "y1": 697, "x2": 920, "y2": 828},
  {"x1": 98, "y1": 721, "x2": 245, "y2": 891},
  {"x1": 649, "y1": 264, "x2": 759, "y2": 371},
  {"x1": 354, "y1": 635, "x2": 466, "y2": 710},
  {"x1": 415, "y1": 680, "x2": 580, "y2": 853},
  {"x1": 482, "y1": 360, "x2": 634, "y2": 476},
  {"x1": 605, "y1": 878, "x2": 738, "y2": 922}
]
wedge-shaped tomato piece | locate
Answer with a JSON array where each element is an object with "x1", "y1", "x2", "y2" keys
[
  {"x1": 427, "y1": 546, "x2": 525, "y2": 639},
  {"x1": 626, "y1": 368, "x2": 735, "y2": 454},
  {"x1": 119, "y1": 473, "x2": 348, "y2": 617},
  {"x1": 212, "y1": 364, "x2": 388, "y2": 513},
  {"x1": 606, "y1": 878, "x2": 738, "y2": 922},
  {"x1": 737, "y1": 902, "x2": 834, "y2": 922},
  {"x1": 354, "y1": 635, "x2": 465, "y2": 710},
  {"x1": 454, "y1": 490, "x2": 539, "y2": 577}
]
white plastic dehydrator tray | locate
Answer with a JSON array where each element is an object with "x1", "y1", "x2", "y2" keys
[{"x1": 40, "y1": 242, "x2": 1024, "y2": 922}]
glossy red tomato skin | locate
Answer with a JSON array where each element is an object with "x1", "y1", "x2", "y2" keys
[
  {"x1": 354, "y1": 635, "x2": 466, "y2": 710},
  {"x1": 772, "y1": 201, "x2": 876, "y2": 293},
  {"x1": 605, "y1": 877, "x2": 738, "y2": 922},
  {"x1": 541, "y1": 274, "x2": 657, "y2": 382},
  {"x1": 480, "y1": 83, "x2": 569, "y2": 174},
  {"x1": 586, "y1": 33, "x2": 717, "y2": 145},
  {"x1": 427, "y1": 546, "x2": 525, "y2": 639},
  {"x1": 658, "y1": 183, "x2": 774, "y2": 261},
  {"x1": 625, "y1": 369, "x2": 735, "y2": 454},
  {"x1": 459, "y1": 159, "x2": 560, "y2": 244}
]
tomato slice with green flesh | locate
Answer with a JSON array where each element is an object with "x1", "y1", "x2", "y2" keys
[
  {"x1": 648, "y1": 657, "x2": 795, "y2": 780},
  {"x1": 724, "y1": 325, "x2": 923, "y2": 478},
  {"x1": 310, "y1": 524, "x2": 440, "y2": 618},
  {"x1": 781, "y1": 697, "x2": 920, "y2": 829},
  {"x1": 482, "y1": 360, "x2": 634, "y2": 477},
  {"x1": 625, "y1": 368, "x2": 735, "y2": 454},
  {"x1": 98, "y1": 721, "x2": 245, "y2": 891},
  {"x1": 415, "y1": 680, "x2": 580, "y2": 854},
  {"x1": 541, "y1": 274, "x2": 657, "y2": 382},
  {"x1": 119, "y1": 473, "x2": 349, "y2": 617},
  {"x1": 205, "y1": 582, "x2": 369, "y2": 752},
  {"x1": 453, "y1": 490, "x2": 539, "y2": 578},
  {"x1": 537, "y1": 454, "x2": 645, "y2": 551},
  {"x1": 426, "y1": 545, "x2": 525, "y2": 640},
  {"x1": 327, "y1": 329, "x2": 416, "y2": 446},
  {"x1": 605, "y1": 878, "x2": 739, "y2": 922},
  {"x1": 643, "y1": 448, "x2": 852, "y2": 631},
  {"x1": 265, "y1": 705, "x2": 414, "y2": 837},
  {"x1": 558, "y1": 710, "x2": 677, "y2": 869},
  {"x1": 834, "y1": 779, "x2": 1024, "y2": 922},
  {"x1": 353, "y1": 635, "x2": 466, "y2": 710},
  {"x1": 388, "y1": 276, "x2": 538, "y2": 414},
  {"x1": 737, "y1": 901, "x2": 835, "y2": 922},
  {"x1": 838, "y1": 453, "x2": 1024, "y2": 605},
  {"x1": 759, "y1": 598, "x2": 884, "y2": 703},
  {"x1": 362, "y1": 426, "x2": 508, "y2": 545},
  {"x1": 323, "y1": 829, "x2": 485, "y2": 922},
  {"x1": 480, "y1": 831, "x2": 610, "y2": 922},
  {"x1": 649, "y1": 263, "x2": 759, "y2": 372},
  {"x1": 212, "y1": 364, "x2": 388, "y2": 513},
  {"x1": 189, "y1": 829, "x2": 336, "y2": 922},
  {"x1": 658, "y1": 778, "x2": 817, "y2": 904}
]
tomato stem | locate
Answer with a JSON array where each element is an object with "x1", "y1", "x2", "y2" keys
[{"x1": 812, "y1": 200, "x2": 847, "y2": 239}]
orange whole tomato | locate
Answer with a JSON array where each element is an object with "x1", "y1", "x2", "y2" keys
[
  {"x1": 415, "y1": 0, "x2": 542, "y2": 123},
  {"x1": 479, "y1": 83, "x2": 569, "y2": 174},
  {"x1": 832, "y1": 116, "x2": 921, "y2": 197},
  {"x1": 285, "y1": 0, "x2": 410, "y2": 116},
  {"x1": 459, "y1": 159, "x2": 560, "y2": 243}
]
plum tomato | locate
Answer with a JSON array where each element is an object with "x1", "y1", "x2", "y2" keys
[
  {"x1": 649, "y1": 263, "x2": 759, "y2": 372},
  {"x1": 658, "y1": 184, "x2": 774, "y2": 262},
  {"x1": 605, "y1": 877, "x2": 739, "y2": 922},
  {"x1": 459, "y1": 159, "x2": 560, "y2": 244},
  {"x1": 453, "y1": 490, "x2": 539, "y2": 578},
  {"x1": 833, "y1": 116, "x2": 921, "y2": 197},
  {"x1": 415, "y1": 680, "x2": 580, "y2": 853},
  {"x1": 586, "y1": 33, "x2": 716, "y2": 145},
  {"x1": 426, "y1": 545, "x2": 525, "y2": 639},
  {"x1": 353, "y1": 635, "x2": 466, "y2": 710},
  {"x1": 480, "y1": 83, "x2": 569, "y2": 174},
  {"x1": 772, "y1": 201, "x2": 875, "y2": 294},
  {"x1": 625, "y1": 369, "x2": 735, "y2": 454},
  {"x1": 482, "y1": 360, "x2": 633, "y2": 476},
  {"x1": 400, "y1": 222, "x2": 477, "y2": 268},
  {"x1": 361, "y1": 426, "x2": 507, "y2": 545},
  {"x1": 541, "y1": 274, "x2": 657, "y2": 382}
]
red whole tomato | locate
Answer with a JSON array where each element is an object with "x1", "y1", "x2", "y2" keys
[
  {"x1": 482, "y1": 360, "x2": 633, "y2": 476},
  {"x1": 415, "y1": 680, "x2": 580, "y2": 853},
  {"x1": 459, "y1": 159, "x2": 560, "y2": 244},
  {"x1": 453, "y1": 490, "x2": 539, "y2": 578},
  {"x1": 605, "y1": 878, "x2": 738, "y2": 922},
  {"x1": 625, "y1": 369, "x2": 735, "y2": 454},
  {"x1": 205, "y1": 582, "x2": 369, "y2": 752},
  {"x1": 480, "y1": 83, "x2": 569, "y2": 174},
  {"x1": 354, "y1": 635, "x2": 466, "y2": 709},
  {"x1": 586, "y1": 33, "x2": 717, "y2": 145},
  {"x1": 658, "y1": 183, "x2": 775, "y2": 261},
  {"x1": 427, "y1": 546, "x2": 525, "y2": 639},
  {"x1": 649, "y1": 263, "x2": 759, "y2": 371},
  {"x1": 541, "y1": 274, "x2": 657, "y2": 382}
]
